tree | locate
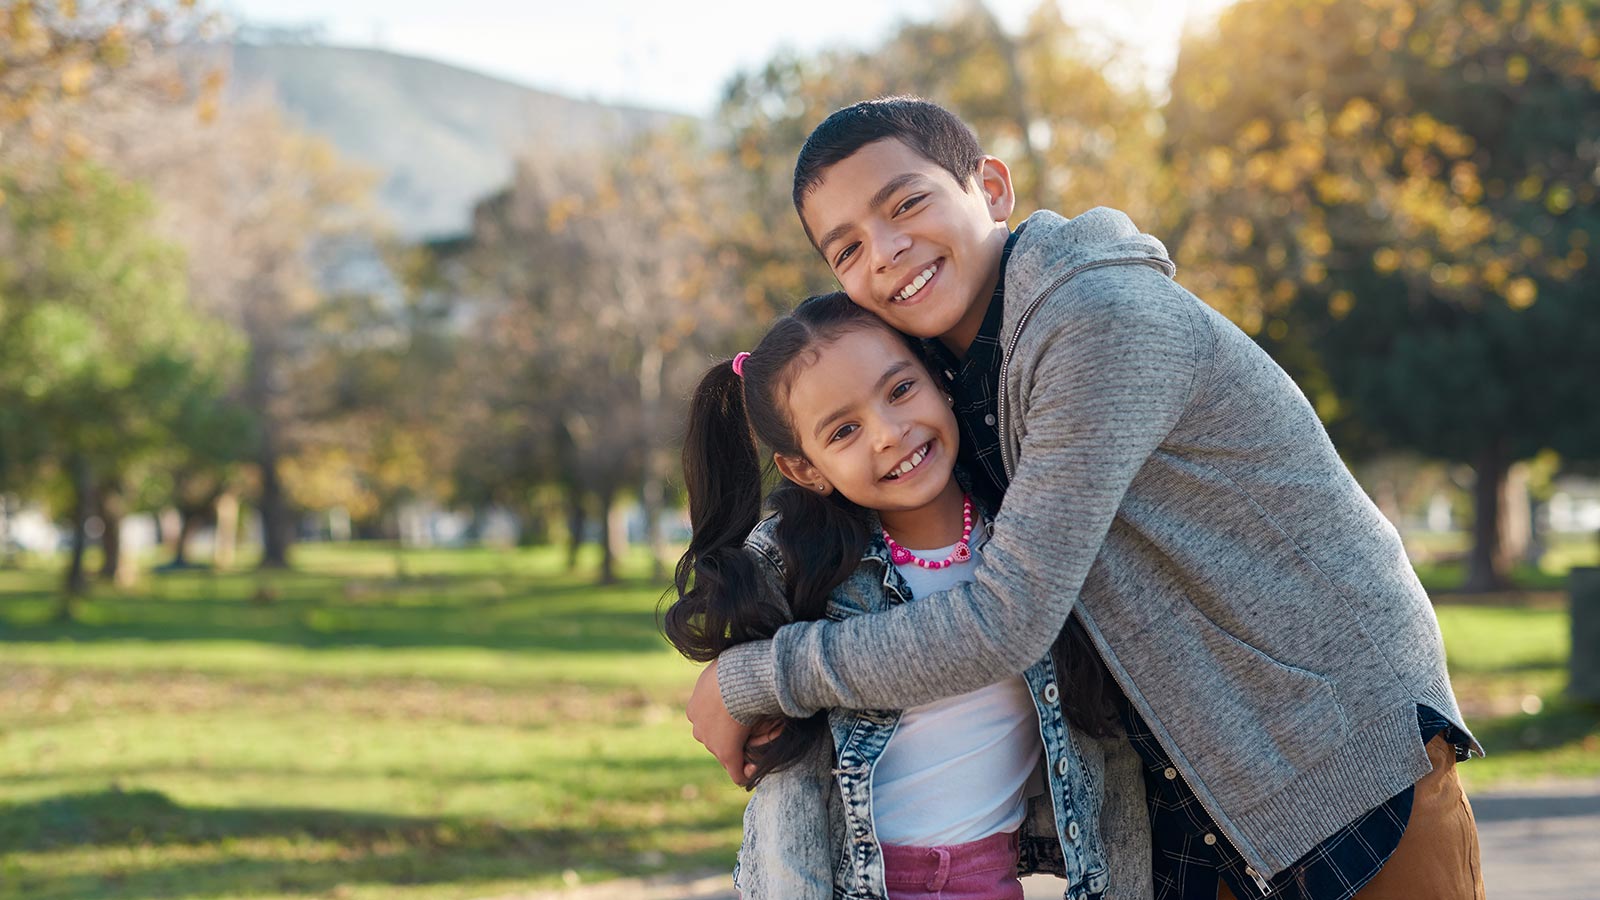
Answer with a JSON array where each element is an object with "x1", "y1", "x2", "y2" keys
[
  {"x1": 146, "y1": 364, "x2": 254, "y2": 568},
  {"x1": 449, "y1": 126, "x2": 737, "y2": 582},
  {"x1": 0, "y1": 161, "x2": 238, "y2": 610},
  {"x1": 716, "y1": 1, "x2": 1163, "y2": 283},
  {"x1": 1164, "y1": 0, "x2": 1600, "y2": 590},
  {"x1": 123, "y1": 93, "x2": 378, "y2": 569},
  {"x1": 1, "y1": 0, "x2": 219, "y2": 134}
]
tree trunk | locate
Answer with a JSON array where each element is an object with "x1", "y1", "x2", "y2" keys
[
  {"x1": 257, "y1": 438, "x2": 292, "y2": 569},
  {"x1": 171, "y1": 507, "x2": 198, "y2": 567},
  {"x1": 60, "y1": 455, "x2": 94, "y2": 618},
  {"x1": 1500, "y1": 462, "x2": 1533, "y2": 567},
  {"x1": 1464, "y1": 442, "x2": 1511, "y2": 592},
  {"x1": 638, "y1": 342, "x2": 667, "y2": 581},
  {"x1": 0, "y1": 493, "x2": 14, "y2": 569},
  {"x1": 516, "y1": 495, "x2": 548, "y2": 546},
  {"x1": 158, "y1": 506, "x2": 182, "y2": 558},
  {"x1": 973, "y1": 1, "x2": 1045, "y2": 211},
  {"x1": 564, "y1": 485, "x2": 586, "y2": 572},
  {"x1": 97, "y1": 478, "x2": 132, "y2": 585},
  {"x1": 247, "y1": 326, "x2": 293, "y2": 570},
  {"x1": 213, "y1": 491, "x2": 239, "y2": 570},
  {"x1": 598, "y1": 483, "x2": 620, "y2": 586}
]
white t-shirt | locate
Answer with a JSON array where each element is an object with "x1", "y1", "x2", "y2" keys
[{"x1": 870, "y1": 518, "x2": 1044, "y2": 846}]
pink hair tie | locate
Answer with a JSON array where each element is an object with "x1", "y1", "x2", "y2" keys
[{"x1": 731, "y1": 351, "x2": 751, "y2": 378}]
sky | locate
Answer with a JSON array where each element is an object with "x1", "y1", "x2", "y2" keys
[{"x1": 221, "y1": 0, "x2": 1236, "y2": 117}]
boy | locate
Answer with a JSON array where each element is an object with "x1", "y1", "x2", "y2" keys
[{"x1": 688, "y1": 97, "x2": 1484, "y2": 900}]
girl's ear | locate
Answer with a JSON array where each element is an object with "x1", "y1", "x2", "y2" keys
[{"x1": 774, "y1": 453, "x2": 832, "y2": 495}]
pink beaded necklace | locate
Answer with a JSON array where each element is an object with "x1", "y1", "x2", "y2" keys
[{"x1": 883, "y1": 494, "x2": 974, "y2": 570}]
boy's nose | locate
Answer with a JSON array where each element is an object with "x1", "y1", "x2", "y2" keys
[{"x1": 871, "y1": 228, "x2": 912, "y2": 272}]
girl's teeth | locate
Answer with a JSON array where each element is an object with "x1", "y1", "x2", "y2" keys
[{"x1": 887, "y1": 444, "x2": 930, "y2": 479}]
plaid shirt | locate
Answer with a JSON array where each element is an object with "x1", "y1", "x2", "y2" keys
[
  {"x1": 924, "y1": 224, "x2": 1022, "y2": 517},
  {"x1": 1127, "y1": 703, "x2": 1465, "y2": 900},
  {"x1": 937, "y1": 225, "x2": 1466, "y2": 899}
]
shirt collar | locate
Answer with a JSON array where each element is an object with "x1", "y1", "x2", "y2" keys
[{"x1": 926, "y1": 221, "x2": 1025, "y2": 378}]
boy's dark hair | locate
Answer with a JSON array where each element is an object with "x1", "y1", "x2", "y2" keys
[
  {"x1": 792, "y1": 96, "x2": 985, "y2": 240},
  {"x1": 664, "y1": 292, "x2": 911, "y2": 788}
]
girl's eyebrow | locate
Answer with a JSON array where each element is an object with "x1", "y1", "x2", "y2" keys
[{"x1": 811, "y1": 359, "x2": 914, "y2": 440}]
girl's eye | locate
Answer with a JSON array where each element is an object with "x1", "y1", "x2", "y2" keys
[
  {"x1": 834, "y1": 243, "x2": 858, "y2": 267},
  {"x1": 829, "y1": 423, "x2": 858, "y2": 443},
  {"x1": 895, "y1": 195, "x2": 925, "y2": 215},
  {"x1": 889, "y1": 379, "x2": 915, "y2": 400}
]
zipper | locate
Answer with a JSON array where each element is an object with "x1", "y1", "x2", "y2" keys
[
  {"x1": 1078, "y1": 610, "x2": 1275, "y2": 895},
  {"x1": 993, "y1": 253, "x2": 1273, "y2": 895},
  {"x1": 997, "y1": 255, "x2": 1174, "y2": 482}
]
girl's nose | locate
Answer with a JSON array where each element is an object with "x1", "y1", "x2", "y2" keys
[{"x1": 872, "y1": 415, "x2": 913, "y2": 452}]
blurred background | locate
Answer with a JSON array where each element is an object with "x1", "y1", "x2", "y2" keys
[{"x1": 1, "y1": 1, "x2": 1597, "y2": 898}]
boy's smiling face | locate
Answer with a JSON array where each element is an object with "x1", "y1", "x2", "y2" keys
[{"x1": 799, "y1": 138, "x2": 1015, "y2": 352}]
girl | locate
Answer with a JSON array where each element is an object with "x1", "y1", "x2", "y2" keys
[{"x1": 664, "y1": 293, "x2": 1149, "y2": 900}]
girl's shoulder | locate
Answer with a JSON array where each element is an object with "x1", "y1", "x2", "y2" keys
[{"x1": 743, "y1": 512, "x2": 786, "y2": 580}]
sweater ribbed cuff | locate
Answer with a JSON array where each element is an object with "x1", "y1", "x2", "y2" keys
[{"x1": 718, "y1": 640, "x2": 783, "y2": 725}]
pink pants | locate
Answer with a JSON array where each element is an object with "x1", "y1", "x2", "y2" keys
[{"x1": 881, "y1": 829, "x2": 1024, "y2": 900}]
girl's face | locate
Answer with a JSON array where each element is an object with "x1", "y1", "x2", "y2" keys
[{"x1": 776, "y1": 326, "x2": 960, "y2": 520}]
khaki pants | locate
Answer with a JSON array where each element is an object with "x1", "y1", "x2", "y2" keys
[{"x1": 1219, "y1": 735, "x2": 1485, "y2": 900}]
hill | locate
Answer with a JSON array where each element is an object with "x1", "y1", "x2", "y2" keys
[{"x1": 226, "y1": 43, "x2": 691, "y2": 239}]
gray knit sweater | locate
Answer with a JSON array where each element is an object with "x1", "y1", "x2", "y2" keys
[{"x1": 718, "y1": 207, "x2": 1478, "y2": 880}]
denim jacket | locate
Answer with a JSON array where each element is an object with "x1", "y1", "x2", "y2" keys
[{"x1": 732, "y1": 512, "x2": 1151, "y2": 900}]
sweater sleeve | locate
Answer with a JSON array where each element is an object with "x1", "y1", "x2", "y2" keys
[{"x1": 719, "y1": 274, "x2": 1204, "y2": 720}]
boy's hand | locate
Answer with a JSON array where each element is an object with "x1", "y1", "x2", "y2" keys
[{"x1": 687, "y1": 659, "x2": 752, "y2": 783}]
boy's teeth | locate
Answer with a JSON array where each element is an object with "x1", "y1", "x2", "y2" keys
[{"x1": 898, "y1": 264, "x2": 938, "y2": 301}]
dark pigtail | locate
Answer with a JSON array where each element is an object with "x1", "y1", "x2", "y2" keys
[
  {"x1": 664, "y1": 362, "x2": 777, "y2": 662},
  {"x1": 664, "y1": 292, "x2": 897, "y2": 788}
]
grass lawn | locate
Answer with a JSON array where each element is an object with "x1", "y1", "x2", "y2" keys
[
  {"x1": 2, "y1": 541, "x2": 1596, "y2": 899},
  {"x1": 1, "y1": 544, "x2": 741, "y2": 900}
]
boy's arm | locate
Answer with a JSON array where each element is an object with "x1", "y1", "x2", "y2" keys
[{"x1": 717, "y1": 274, "x2": 1206, "y2": 721}]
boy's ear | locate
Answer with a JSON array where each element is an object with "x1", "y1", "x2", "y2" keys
[
  {"x1": 774, "y1": 453, "x2": 832, "y2": 495},
  {"x1": 977, "y1": 156, "x2": 1016, "y2": 223}
]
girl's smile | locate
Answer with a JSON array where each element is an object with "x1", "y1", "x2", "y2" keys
[
  {"x1": 881, "y1": 440, "x2": 936, "y2": 482},
  {"x1": 775, "y1": 326, "x2": 966, "y2": 549}
]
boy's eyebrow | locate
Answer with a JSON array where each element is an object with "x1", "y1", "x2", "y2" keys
[
  {"x1": 815, "y1": 173, "x2": 927, "y2": 257},
  {"x1": 812, "y1": 359, "x2": 915, "y2": 440}
]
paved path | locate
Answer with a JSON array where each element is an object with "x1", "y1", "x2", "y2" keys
[{"x1": 492, "y1": 779, "x2": 1600, "y2": 900}]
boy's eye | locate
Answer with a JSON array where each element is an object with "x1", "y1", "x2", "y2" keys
[
  {"x1": 895, "y1": 195, "x2": 925, "y2": 215},
  {"x1": 834, "y1": 243, "x2": 859, "y2": 267},
  {"x1": 829, "y1": 423, "x2": 858, "y2": 443},
  {"x1": 889, "y1": 379, "x2": 915, "y2": 400}
]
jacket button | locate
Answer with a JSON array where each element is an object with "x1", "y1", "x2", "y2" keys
[
  {"x1": 984, "y1": 413, "x2": 997, "y2": 426},
  {"x1": 1204, "y1": 833, "x2": 1217, "y2": 846},
  {"x1": 1043, "y1": 683, "x2": 1059, "y2": 704},
  {"x1": 1163, "y1": 767, "x2": 1178, "y2": 780},
  {"x1": 1068, "y1": 821, "x2": 1081, "y2": 841},
  {"x1": 1056, "y1": 757, "x2": 1071, "y2": 776}
]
